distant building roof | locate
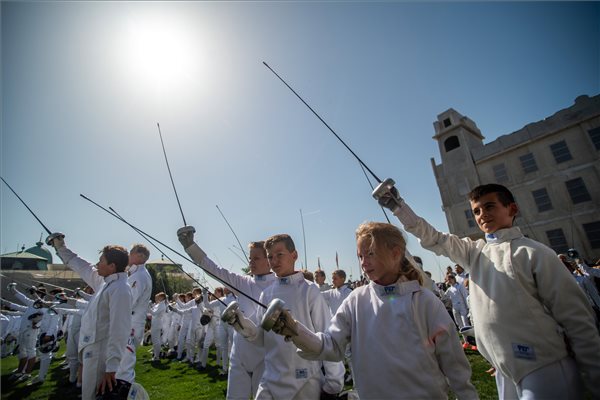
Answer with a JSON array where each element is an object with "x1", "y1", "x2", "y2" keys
[
  {"x1": 472, "y1": 94, "x2": 600, "y2": 162},
  {"x1": 25, "y1": 241, "x2": 53, "y2": 263},
  {"x1": 0, "y1": 250, "x2": 48, "y2": 261}
]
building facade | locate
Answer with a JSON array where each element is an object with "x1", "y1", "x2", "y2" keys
[{"x1": 431, "y1": 94, "x2": 600, "y2": 262}]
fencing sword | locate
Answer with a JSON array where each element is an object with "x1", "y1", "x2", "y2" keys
[
  {"x1": 359, "y1": 162, "x2": 392, "y2": 224},
  {"x1": 156, "y1": 123, "x2": 195, "y2": 236},
  {"x1": 79, "y1": 194, "x2": 266, "y2": 310},
  {"x1": 108, "y1": 206, "x2": 228, "y2": 308},
  {"x1": 299, "y1": 209, "x2": 308, "y2": 269},
  {"x1": 1, "y1": 177, "x2": 64, "y2": 244},
  {"x1": 263, "y1": 62, "x2": 384, "y2": 184},
  {"x1": 216, "y1": 205, "x2": 249, "y2": 263}
]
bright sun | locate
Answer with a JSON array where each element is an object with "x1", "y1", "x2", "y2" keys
[{"x1": 122, "y1": 16, "x2": 197, "y2": 88}]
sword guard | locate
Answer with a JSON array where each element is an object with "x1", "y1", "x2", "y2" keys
[
  {"x1": 177, "y1": 226, "x2": 196, "y2": 235},
  {"x1": 372, "y1": 178, "x2": 396, "y2": 200},
  {"x1": 261, "y1": 298, "x2": 286, "y2": 332},
  {"x1": 45, "y1": 232, "x2": 65, "y2": 246}
]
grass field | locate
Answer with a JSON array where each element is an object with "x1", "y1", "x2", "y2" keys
[{"x1": 1, "y1": 344, "x2": 498, "y2": 399}]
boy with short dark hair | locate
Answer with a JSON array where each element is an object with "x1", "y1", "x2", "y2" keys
[
  {"x1": 49, "y1": 235, "x2": 132, "y2": 400},
  {"x1": 227, "y1": 234, "x2": 344, "y2": 399},
  {"x1": 374, "y1": 180, "x2": 600, "y2": 399}
]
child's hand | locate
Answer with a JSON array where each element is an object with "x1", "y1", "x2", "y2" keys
[
  {"x1": 177, "y1": 226, "x2": 196, "y2": 248},
  {"x1": 272, "y1": 309, "x2": 299, "y2": 338}
]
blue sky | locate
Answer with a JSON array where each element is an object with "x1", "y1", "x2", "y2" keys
[{"x1": 2, "y1": 1, "x2": 599, "y2": 286}]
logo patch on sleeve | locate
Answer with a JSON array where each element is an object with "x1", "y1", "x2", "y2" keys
[
  {"x1": 512, "y1": 343, "x2": 535, "y2": 360},
  {"x1": 295, "y1": 368, "x2": 308, "y2": 379}
]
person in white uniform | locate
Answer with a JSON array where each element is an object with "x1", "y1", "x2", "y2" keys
[
  {"x1": 177, "y1": 228, "x2": 277, "y2": 400},
  {"x1": 445, "y1": 275, "x2": 470, "y2": 330},
  {"x1": 49, "y1": 234, "x2": 132, "y2": 400},
  {"x1": 116, "y1": 244, "x2": 152, "y2": 384},
  {"x1": 321, "y1": 270, "x2": 352, "y2": 315},
  {"x1": 266, "y1": 222, "x2": 478, "y2": 400},
  {"x1": 373, "y1": 180, "x2": 600, "y2": 399},
  {"x1": 149, "y1": 292, "x2": 168, "y2": 361},
  {"x1": 223, "y1": 234, "x2": 345, "y2": 400}
]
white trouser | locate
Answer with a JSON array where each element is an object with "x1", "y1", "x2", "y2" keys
[
  {"x1": 150, "y1": 322, "x2": 163, "y2": 358},
  {"x1": 452, "y1": 307, "x2": 470, "y2": 330},
  {"x1": 116, "y1": 322, "x2": 145, "y2": 383},
  {"x1": 18, "y1": 329, "x2": 38, "y2": 359},
  {"x1": 177, "y1": 319, "x2": 191, "y2": 358},
  {"x1": 186, "y1": 325, "x2": 204, "y2": 362},
  {"x1": 37, "y1": 351, "x2": 53, "y2": 381},
  {"x1": 81, "y1": 340, "x2": 108, "y2": 400},
  {"x1": 201, "y1": 324, "x2": 220, "y2": 367},
  {"x1": 255, "y1": 373, "x2": 321, "y2": 400},
  {"x1": 167, "y1": 323, "x2": 179, "y2": 350},
  {"x1": 218, "y1": 323, "x2": 233, "y2": 371},
  {"x1": 495, "y1": 357, "x2": 582, "y2": 400},
  {"x1": 226, "y1": 352, "x2": 265, "y2": 400}
]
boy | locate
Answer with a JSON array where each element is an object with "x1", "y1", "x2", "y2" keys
[
  {"x1": 321, "y1": 270, "x2": 352, "y2": 315},
  {"x1": 117, "y1": 244, "x2": 152, "y2": 384},
  {"x1": 178, "y1": 227, "x2": 276, "y2": 400},
  {"x1": 373, "y1": 181, "x2": 600, "y2": 399},
  {"x1": 445, "y1": 275, "x2": 470, "y2": 330},
  {"x1": 225, "y1": 234, "x2": 344, "y2": 399},
  {"x1": 49, "y1": 234, "x2": 132, "y2": 400},
  {"x1": 314, "y1": 270, "x2": 330, "y2": 292}
]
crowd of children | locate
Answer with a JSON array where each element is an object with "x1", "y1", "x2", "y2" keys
[{"x1": 2, "y1": 182, "x2": 600, "y2": 399}]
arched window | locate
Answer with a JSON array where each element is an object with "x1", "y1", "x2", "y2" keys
[{"x1": 444, "y1": 136, "x2": 460, "y2": 152}]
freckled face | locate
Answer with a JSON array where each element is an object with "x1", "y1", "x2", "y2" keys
[{"x1": 357, "y1": 239, "x2": 401, "y2": 286}]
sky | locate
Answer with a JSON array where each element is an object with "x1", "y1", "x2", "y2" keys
[{"x1": 1, "y1": 1, "x2": 599, "y2": 288}]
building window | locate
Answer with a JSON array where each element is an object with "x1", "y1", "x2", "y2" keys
[
  {"x1": 492, "y1": 163, "x2": 509, "y2": 183},
  {"x1": 519, "y1": 153, "x2": 538, "y2": 173},
  {"x1": 565, "y1": 178, "x2": 591, "y2": 204},
  {"x1": 465, "y1": 209, "x2": 476, "y2": 228},
  {"x1": 589, "y1": 127, "x2": 600, "y2": 150},
  {"x1": 443, "y1": 118, "x2": 452, "y2": 128},
  {"x1": 583, "y1": 221, "x2": 600, "y2": 249},
  {"x1": 546, "y1": 228, "x2": 569, "y2": 254},
  {"x1": 444, "y1": 136, "x2": 460, "y2": 152},
  {"x1": 550, "y1": 140, "x2": 573, "y2": 164},
  {"x1": 532, "y1": 188, "x2": 553, "y2": 212}
]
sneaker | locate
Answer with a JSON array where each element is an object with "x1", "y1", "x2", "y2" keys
[
  {"x1": 27, "y1": 376, "x2": 44, "y2": 386},
  {"x1": 16, "y1": 373, "x2": 31, "y2": 382},
  {"x1": 462, "y1": 342, "x2": 469, "y2": 349},
  {"x1": 9, "y1": 372, "x2": 23, "y2": 381},
  {"x1": 470, "y1": 345, "x2": 478, "y2": 351}
]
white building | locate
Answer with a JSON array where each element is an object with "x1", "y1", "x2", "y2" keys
[{"x1": 431, "y1": 94, "x2": 600, "y2": 262}]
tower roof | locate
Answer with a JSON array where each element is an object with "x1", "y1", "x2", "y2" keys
[{"x1": 25, "y1": 241, "x2": 53, "y2": 263}]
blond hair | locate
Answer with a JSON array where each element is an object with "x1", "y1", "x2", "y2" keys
[{"x1": 355, "y1": 222, "x2": 423, "y2": 285}]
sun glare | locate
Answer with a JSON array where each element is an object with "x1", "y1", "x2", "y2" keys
[{"x1": 123, "y1": 17, "x2": 197, "y2": 88}]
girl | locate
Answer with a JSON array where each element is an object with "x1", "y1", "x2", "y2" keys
[{"x1": 269, "y1": 222, "x2": 478, "y2": 399}]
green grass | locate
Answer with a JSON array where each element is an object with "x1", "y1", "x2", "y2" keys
[{"x1": 1, "y1": 345, "x2": 497, "y2": 399}]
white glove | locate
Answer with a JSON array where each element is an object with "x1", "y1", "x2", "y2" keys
[
  {"x1": 270, "y1": 311, "x2": 323, "y2": 354},
  {"x1": 221, "y1": 302, "x2": 257, "y2": 339},
  {"x1": 7, "y1": 283, "x2": 16, "y2": 293},
  {"x1": 291, "y1": 321, "x2": 324, "y2": 357},
  {"x1": 46, "y1": 232, "x2": 66, "y2": 249},
  {"x1": 177, "y1": 226, "x2": 196, "y2": 249},
  {"x1": 372, "y1": 178, "x2": 404, "y2": 213},
  {"x1": 271, "y1": 309, "x2": 299, "y2": 338}
]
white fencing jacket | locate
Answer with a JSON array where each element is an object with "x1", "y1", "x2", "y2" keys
[
  {"x1": 300, "y1": 279, "x2": 477, "y2": 399},
  {"x1": 57, "y1": 247, "x2": 132, "y2": 373},
  {"x1": 394, "y1": 203, "x2": 600, "y2": 396}
]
